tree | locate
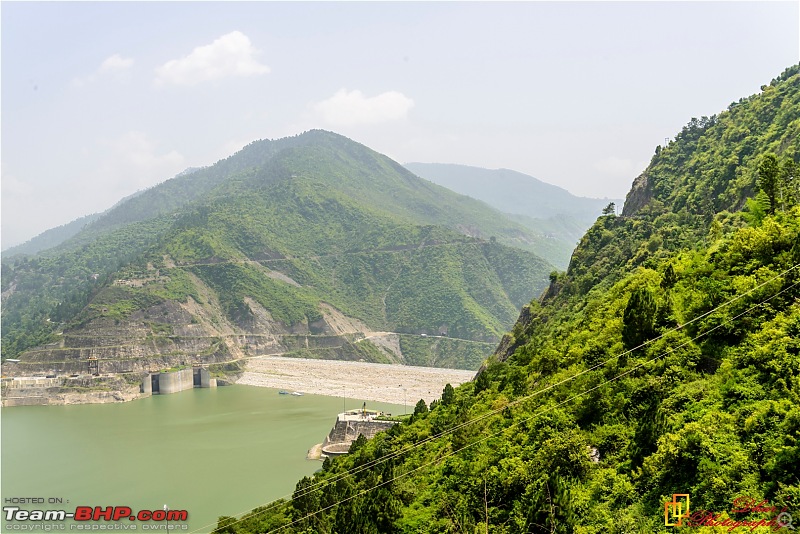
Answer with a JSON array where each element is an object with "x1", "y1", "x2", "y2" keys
[
  {"x1": 661, "y1": 264, "x2": 677, "y2": 290},
  {"x1": 413, "y1": 399, "x2": 428, "y2": 416},
  {"x1": 442, "y1": 383, "x2": 455, "y2": 405},
  {"x1": 758, "y1": 153, "x2": 780, "y2": 215},
  {"x1": 348, "y1": 433, "x2": 368, "y2": 454},
  {"x1": 291, "y1": 476, "x2": 321, "y2": 530},
  {"x1": 474, "y1": 370, "x2": 491, "y2": 395},
  {"x1": 622, "y1": 287, "x2": 658, "y2": 350},
  {"x1": 602, "y1": 202, "x2": 616, "y2": 216},
  {"x1": 781, "y1": 157, "x2": 797, "y2": 208},
  {"x1": 212, "y1": 516, "x2": 238, "y2": 534}
]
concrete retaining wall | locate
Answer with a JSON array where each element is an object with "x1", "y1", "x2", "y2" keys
[
  {"x1": 321, "y1": 442, "x2": 351, "y2": 457},
  {"x1": 3, "y1": 377, "x2": 61, "y2": 389},
  {"x1": 141, "y1": 375, "x2": 152, "y2": 394},
  {"x1": 2, "y1": 396, "x2": 49, "y2": 407},
  {"x1": 324, "y1": 416, "x2": 397, "y2": 447}
]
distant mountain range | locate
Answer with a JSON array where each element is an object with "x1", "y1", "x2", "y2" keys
[
  {"x1": 405, "y1": 163, "x2": 619, "y2": 221},
  {"x1": 1, "y1": 131, "x2": 557, "y2": 372},
  {"x1": 405, "y1": 163, "x2": 622, "y2": 265},
  {"x1": 6, "y1": 160, "x2": 618, "y2": 270}
]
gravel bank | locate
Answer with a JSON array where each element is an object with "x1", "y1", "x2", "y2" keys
[{"x1": 237, "y1": 356, "x2": 476, "y2": 405}]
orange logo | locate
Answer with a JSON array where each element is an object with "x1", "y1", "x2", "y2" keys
[{"x1": 665, "y1": 494, "x2": 691, "y2": 526}]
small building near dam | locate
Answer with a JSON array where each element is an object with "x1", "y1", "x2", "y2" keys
[{"x1": 320, "y1": 405, "x2": 399, "y2": 458}]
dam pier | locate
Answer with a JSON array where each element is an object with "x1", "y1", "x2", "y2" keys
[{"x1": 142, "y1": 367, "x2": 218, "y2": 395}]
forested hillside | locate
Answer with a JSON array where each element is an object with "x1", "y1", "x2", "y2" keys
[
  {"x1": 217, "y1": 65, "x2": 800, "y2": 533},
  {"x1": 1, "y1": 131, "x2": 553, "y2": 371}
]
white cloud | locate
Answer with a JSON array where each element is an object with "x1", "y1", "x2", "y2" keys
[
  {"x1": 100, "y1": 53, "x2": 134, "y2": 71},
  {"x1": 72, "y1": 53, "x2": 134, "y2": 87},
  {"x1": 1, "y1": 171, "x2": 34, "y2": 198},
  {"x1": 312, "y1": 89, "x2": 415, "y2": 127},
  {"x1": 98, "y1": 131, "x2": 185, "y2": 192},
  {"x1": 154, "y1": 31, "x2": 270, "y2": 86}
]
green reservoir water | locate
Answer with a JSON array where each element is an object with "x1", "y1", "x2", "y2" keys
[{"x1": 1, "y1": 386, "x2": 403, "y2": 533}]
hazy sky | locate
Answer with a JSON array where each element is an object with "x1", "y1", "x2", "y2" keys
[{"x1": 2, "y1": 2, "x2": 798, "y2": 248}]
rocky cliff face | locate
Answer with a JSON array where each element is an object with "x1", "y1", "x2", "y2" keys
[
  {"x1": 488, "y1": 304, "x2": 533, "y2": 366},
  {"x1": 1, "y1": 375, "x2": 145, "y2": 406},
  {"x1": 621, "y1": 170, "x2": 652, "y2": 216}
]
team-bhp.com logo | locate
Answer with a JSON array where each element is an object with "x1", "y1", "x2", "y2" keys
[
  {"x1": 4, "y1": 505, "x2": 189, "y2": 530},
  {"x1": 665, "y1": 493, "x2": 795, "y2": 531}
]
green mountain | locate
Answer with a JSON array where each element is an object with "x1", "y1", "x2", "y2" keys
[
  {"x1": 223, "y1": 65, "x2": 800, "y2": 532},
  {"x1": 1, "y1": 131, "x2": 554, "y2": 373},
  {"x1": 404, "y1": 163, "x2": 623, "y2": 267}
]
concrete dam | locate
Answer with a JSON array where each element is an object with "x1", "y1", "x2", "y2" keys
[{"x1": 142, "y1": 367, "x2": 217, "y2": 395}]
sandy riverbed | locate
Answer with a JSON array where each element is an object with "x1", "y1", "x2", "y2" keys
[{"x1": 237, "y1": 356, "x2": 476, "y2": 405}]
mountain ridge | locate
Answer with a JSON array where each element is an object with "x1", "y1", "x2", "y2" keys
[
  {"x1": 404, "y1": 162, "x2": 617, "y2": 220},
  {"x1": 1, "y1": 131, "x2": 556, "y2": 372},
  {"x1": 404, "y1": 162, "x2": 623, "y2": 267}
]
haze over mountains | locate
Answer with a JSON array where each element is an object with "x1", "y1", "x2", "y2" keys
[
  {"x1": 405, "y1": 163, "x2": 623, "y2": 266},
  {"x1": 405, "y1": 163, "x2": 619, "y2": 221},
  {"x1": 6, "y1": 160, "x2": 616, "y2": 271}
]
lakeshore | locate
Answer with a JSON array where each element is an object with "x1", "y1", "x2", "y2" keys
[{"x1": 237, "y1": 356, "x2": 476, "y2": 406}]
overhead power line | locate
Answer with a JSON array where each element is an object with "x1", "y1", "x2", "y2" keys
[{"x1": 187, "y1": 262, "x2": 799, "y2": 534}]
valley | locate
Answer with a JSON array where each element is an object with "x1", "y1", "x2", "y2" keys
[
  {"x1": 1, "y1": 50, "x2": 797, "y2": 534},
  {"x1": 3, "y1": 5, "x2": 797, "y2": 533}
]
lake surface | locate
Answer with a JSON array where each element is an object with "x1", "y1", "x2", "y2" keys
[{"x1": 1, "y1": 385, "x2": 403, "y2": 533}]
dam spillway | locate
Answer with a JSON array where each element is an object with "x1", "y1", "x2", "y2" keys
[{"x1": 144, "y1": 367, "x2": 217, "y2": 395}]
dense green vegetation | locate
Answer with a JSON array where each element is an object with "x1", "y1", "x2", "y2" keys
[
  {"x1": 215, "y1": 65, "x2": 800, "y2": 533},
  {"x1": 1, "y1": 217, "x2": 174, "y2": 357},
  {"x1": 2, "y1": 131, "x2": 553, "y2": 369},
  {"x1": 396, "y1": 335, "x2": 493, "y2": 370},
  {"x1": 152, "y1": 174, "x2": 550, "y2": 344}
]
